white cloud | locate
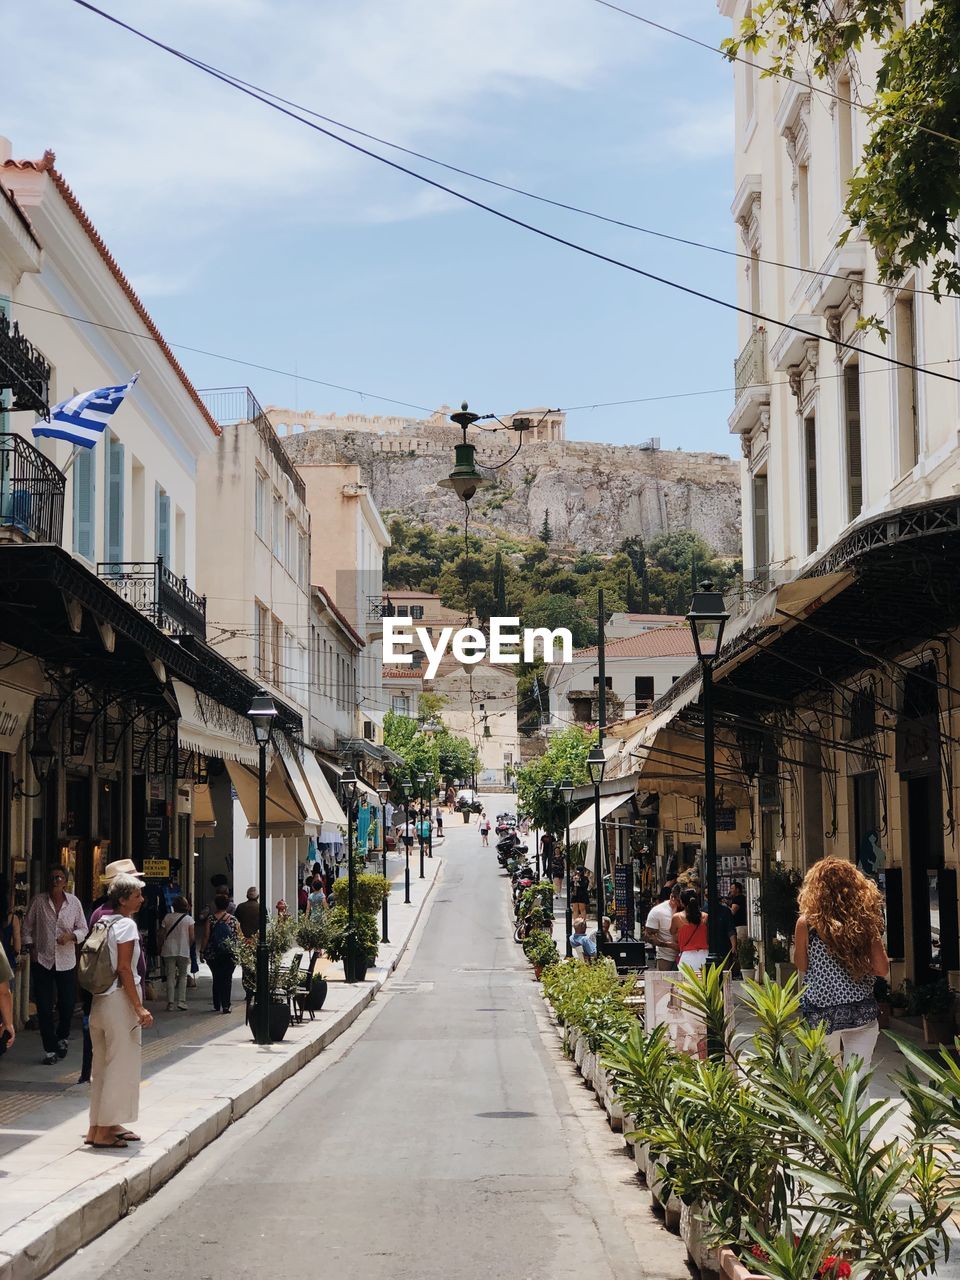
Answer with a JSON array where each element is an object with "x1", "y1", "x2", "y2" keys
[
  {"x1": 7, "y1": 0, "x2": 643, "y2": 243},
  {"x1": 636, "y1": 99, "x2": 735, "y2": 164}
]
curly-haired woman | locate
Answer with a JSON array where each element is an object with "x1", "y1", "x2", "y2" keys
[{"x1": 794, "y1": 857, "x2": 889, "y2": 1067}]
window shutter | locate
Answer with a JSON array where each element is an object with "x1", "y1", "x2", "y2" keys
[
  {"x1": 73, "y1": 446, "x2": 95, "y2": 560},
  {"x1": 844, "y1": 361, "x2": 863, "y2": 517},
  {"x1": 804, "y1": 415, "x2": 818, "y2": 553},
  {"x1": 105, "y1": 434, "x2": 124, "y2": 562},
  {"x1": 155, "y1": 485, "x2": 170, "y2": 562}
]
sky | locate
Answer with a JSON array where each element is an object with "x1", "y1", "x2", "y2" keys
[{"x1": 6, "y1": 0, "x2": 738, "y2": 454}]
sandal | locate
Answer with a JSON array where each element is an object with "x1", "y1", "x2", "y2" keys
[
  {"x1": 116, "y1": 1131, "x2": 141, "y2": 1141},
  {"x1": 88, "y1": 1137, "x2": 128, "y2": 1149}
]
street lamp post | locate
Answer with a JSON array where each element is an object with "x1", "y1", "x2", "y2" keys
[
  {"x1": 401, "y1": 779, "x2": 413, "y2": 904},
  {"x1": 559, "y1": 777, "x2": 575, "y2": 958},
  {"x1": 340, "y1": 766, "x2": 359, "y2": 982},
  {"x1": 247, "y1": 690, "x2": 278, "y2": 1046},
  {"x1": 586, "y1": 745, "x2": 607, "y2": 949},
  {"x1": 687, "y1": 582, "x2": 730, "y2": 1054},
  {"x1": 416, "y1": 774, "x2": 427, "y2": 878},
  {"x1": 378, "y1": 783, "x2": 391, "y2": 944}
]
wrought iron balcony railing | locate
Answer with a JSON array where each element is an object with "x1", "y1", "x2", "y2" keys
[
  {"x1": 0, "y1": 433, "x2": 65, "y2": 544},
  {"x1": 368, "y1": 596, "x2": 424, "y2": 620},
  {"x1": 97, "y1": 557, "x2": 206, "y2": 639},
  {"x1": 197, "y1": 385, "x2": 306, "y2": 501},
  {"x1": 0, "y1": 312, "x2": 52, "y2": 418},
  {"x1": 734, "y1": 326, "x2": 767, "y2": 402}
]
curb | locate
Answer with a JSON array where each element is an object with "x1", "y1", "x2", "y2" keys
[{"x1": 0, "y1": 861, "x2": 442, "y2": 1280}]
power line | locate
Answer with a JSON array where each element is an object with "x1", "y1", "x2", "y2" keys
[
  {"x1": 67, "y1": 0, "x2": 960, "y2": 390},
  {"x1": 591, "y1": 0, "x2": 960, "y2": 150}
]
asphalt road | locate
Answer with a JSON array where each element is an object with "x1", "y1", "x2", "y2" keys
[{"x1": 55, "y1": 800, "x2": 686, "y2": 1280}]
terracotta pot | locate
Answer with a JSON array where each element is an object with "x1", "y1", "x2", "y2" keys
[
  {"x1": 718, "y1": 1246, "x2": 766, "y2": 1280},
  {"x1": 533, "y1": 964, "x2": 543, "y2": 980},
  {"x1": 922, "y1": 1013, "x2": 956, "y2": 1045}
]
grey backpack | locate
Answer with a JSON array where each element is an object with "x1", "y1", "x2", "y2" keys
[{"x1": 77, "y1": 917, "x2": 122, "y2": 995}]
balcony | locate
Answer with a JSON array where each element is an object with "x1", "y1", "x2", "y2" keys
[
  {"x1": 734, "y1": 326, "x2": 766, "y2": 401},
  {"x1": 197, "y1": 386, "x2": 306, "y2": 502},
  {"x1": 97, "y1": 557, "x2": 206, "y2": 639},
  {"x1": 0, "y1": 433, "x2": 65, "y2": 544},
  {"x1": 0, "y1": 312, "x2": 51, "y2": 418},
  {"x1": 368, "y1": 596, "x2": 423, "y2": 620}
]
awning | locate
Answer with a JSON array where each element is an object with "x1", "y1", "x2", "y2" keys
[
  {"x1": 225, "y1": 755, "x2": 317, "y2": 839},
  {"x1": 173, "y1": 679, "x2": 259, "y2": 766},
  {"x1": 568, "y1": 790, "x2": 636, "y2": 837},
  {"x1": 276, "y1": 737, "x2": 324, "y2": 835},
  {"x1": 193, "y1": 783, "x2": 216, "y2": 834},
  {"x1": 325, "y1": 760, "x2": 381, "y2": 805},
  {"x1": 629, "y1": 726, "x2": 750, "y2": 803},
  {"x1": 301, "y1": 750, "x2": 347, "y2": 827}
]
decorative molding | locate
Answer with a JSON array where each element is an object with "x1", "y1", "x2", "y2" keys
[{"x1": 788, "y1": 365, "x2": 803, "y2": 400}]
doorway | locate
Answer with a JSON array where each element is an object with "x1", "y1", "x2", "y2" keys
[{"x1": 906, "y1": 773, "x2": 945, "y2": 986}]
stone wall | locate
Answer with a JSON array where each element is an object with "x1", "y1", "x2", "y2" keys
[{"x1": 282, "y1": 429, "x2": 741, "y2": 555}]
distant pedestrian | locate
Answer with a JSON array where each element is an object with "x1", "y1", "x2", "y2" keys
[
  {"x1": 569, "y1": 917, "x2": 597, "y2": 963},
  {"x1": 202, "y1": 895, "x2": 241, "y2": 1014},
  {"x1": 794, "y1": 857, "x2": 889, "y2": 1067},
  {"x1": 644, "y1": 884, "x2": 683, "y2": 971},
  {"x1": 571, "y1": 866, "x2": 590, "y2": 921},
  {"x1": 672, "y1": 889, "x2": 709, "y2": 973},
  {"x1": 445, "y1": 787, "x2": 455, "y2": 810},
  {"x1": 480, "y1": 813, "x2": 491, "y2": 846},
  {"x1": 85, "y1": 871, "x2": 153, "y2": 1149},
  {"x1": 307, "y1": 878, "x2": 328, "y2": 921},
  {"x1": 435, "y1": 807, "x2": 443, "y2": 838},
  {"x1": 22, "y1": 866, "x2": 87, "y2": 1065},
  {"x1": 158, "y1": 896, "x2": 194, "y2": 1011},
  {"x1": 728, "y1": 881, "x2": 748, "y2": 945},
  {"x1": 550, "y1": 849, "x2": 565, "y2": 898},
  {"x1": 235, "y1": 887, "x2": 261, "y2": 940}
]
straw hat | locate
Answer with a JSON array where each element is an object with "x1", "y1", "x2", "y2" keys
[{"x1": 100, "y1": 858, "x2": 143, "y2": 884}]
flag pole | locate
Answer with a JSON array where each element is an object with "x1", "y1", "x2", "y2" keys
[{"x1": 59, "y1": 445, "x2": 81, "y2": 477}]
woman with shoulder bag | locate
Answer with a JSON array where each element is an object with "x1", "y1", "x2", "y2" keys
[
  {"x1": 85, "y1": 873, "x2": 153, "y2": 1149},
  {"x1": 202, "y1": 895, "x2": 240, "y2": 1014}
]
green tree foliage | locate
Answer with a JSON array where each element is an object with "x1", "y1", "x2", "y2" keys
[
  {"x1": 724, "y1": 2, "x2": 960, "y2": 304},
  {"x1": 514, "y1": 725, "x2": 595, "y2": 834},
  {"x1": 383, "y1": 711, "x2": 478, "y2": 786},
  {"x1": 539, "y1": 511, "x2": 552, "y2": 543}
]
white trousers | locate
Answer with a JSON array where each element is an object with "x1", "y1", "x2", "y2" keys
[
  {"x1": 678, "y1": 950, "x2": 709, "y2": 973},
  {"x1": 824, "y1": 1019, "x2": 880, "y2": 1068},
  {"x1": 89, "y1": 990, "x2": 142, "y2": 1126}
]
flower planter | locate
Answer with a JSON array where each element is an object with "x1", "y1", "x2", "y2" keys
[
  {"x1": 739, "y1": 968, "x2": 757, "y2": 983},
  {"x1": 605, "y1": 1086, "x2": 624, "y2": 1132},
  {"x1": 635, "y1": 1140, "x2": 649, "y2": 1180},
  {"x1": 582, "y1": 1048, "x2": 596, "y2": 1084},
  {"x1": 718, "y1": 1246, "x2": 766, "y2": 1280},
  {"x1": 623, "y1": 1111, "x2": 637, "y2": 1153},
  {"x1": 574, "y1": 1035, "x2": 587, "y2": 1069},
  {"x1": 462, "y1": 810, "x2": 471, "y2": 823},
  {"x1": 594, "y1": 1062, "x2": 608, "y2": 1099},
  {"x1": 250, "y1": 999, "x2": 291, "y2": 1043},
  {"x1": 647, "y1": 1153, "x2": 682, "y2": 1232},
  {"x1": 775, "y1": 962, "x2": 797, "y2": 985},
  {"x1": 680, "y1": 1202, "x2": 720, "y2": 1278},
  {"x1": 922, "y1": 1013, "x2": 956, "y2": 1045}
]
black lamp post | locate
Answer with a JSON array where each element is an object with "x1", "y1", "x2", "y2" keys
[
  {"x1": 586, "y1": 745, "x2": 607, "y2": 947},
  {"x1": 424, "y1": 771, "x2": 435, "y2": 863},
  {"x1": 687, "y1": 582, "x2": 730, "y2": 1006},
  {"x1": 247, "y1": 690, "x2": 278, "y2": 1046},
  {"x1": 416, "y1": 773, "x2": 427, "y2": 878},
  {"x1": 378, "y1": 783, "x2": 391, "y2": 944},
  {"x1": 559, "y1": 777, "x2": 575, "y2": 957},
  {"x1": 340, "y1": 766, "x2": 359, "y2": 982},
  {"x1": 401, "y1": 778, "x2": 413, "y2": 904}
]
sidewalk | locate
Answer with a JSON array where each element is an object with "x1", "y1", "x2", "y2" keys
[{"x1": 0, "y1": 853, "x2": 441, "y2": 1280}]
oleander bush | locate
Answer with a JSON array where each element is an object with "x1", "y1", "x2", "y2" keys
[
  {"x1": 522, "y1": 929, "x2": 560, "y2": 972},
  {"x1": 331, "y1": 873, "x2": 390, "y2": 913}
]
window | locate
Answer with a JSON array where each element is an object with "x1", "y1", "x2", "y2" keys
[
  {"x1": 104, "y1": 430, "x2": 124, "y2": 563},
  {"x1": 271, "y1": 616, "x2": 282, "y2": 686},
  {"x1": 843, "y1": 360, "x2": 863, "y2": 518},
  {"x1": 254, "y1": 602, "x2": 268, "y2": 678},
  {"x1": 902, "y1": 662, "x2": 938, "y2": 720},
  {"x1": 155, "y1": 484, "x2": 171, "y2": 563},
  {"x1": 285, "y1": 514, "x2": 294, "y2": 573},
  {"x1": 298, "y1": 532, "x2": 308, "y2": 589},
  {"x1": 73, "y1": 446, "x2": 96, "y2": 560},
  {"x1": 634, "y1": 676, "x2": 655, "y2": 709},
  {"x1": 411, "y1": 650, "x2": 425, "y2": 670},
  {"x1": 848, "y1": 688, "x2": 876, "y2": 740},
  {"x1": 254, "y1": 469, "x2": 266, "y2": 539},
  {"x1": 749, "y1": 248, "x2": 761, "y2": 314},
  {"x1": 131, "y1": 461, "x2": 145, "y2": 560},
  {"x1": 837, "y1": 76, "x2": 854, "y2": 189},
  {"x1": 752, "y1": 472, "x2": 769, "y2": 578},
  {"x1": 804, "y1": 414, "x2": 818, "y2": 554},
  {"x1": 895, "y1": 293, "x2": 919, "y2": 475},
  {"x1": 272, "y1": 495, "x2": 283, "y2": 559},
  {"x1": 592, "y1": 676, "x2": 613, "y2": 689},
  {"x1": 410, "y1": 605, "x2": 424, "y2": 620},
  {"x1": 392, "y1": 694, "x2": 411, "y2": 716},
  {"x1": 797, "y1": 160, "x2": 812, "y2": 269}
]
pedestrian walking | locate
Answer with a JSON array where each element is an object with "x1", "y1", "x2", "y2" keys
[
  {"x1": 84, "y1": 871, "x2": 153, "y2": 1149},
  {"x1": 728, "y1": 881, "x2": 749, "y2": 944},
  {"x1": 434, "y1": 806, "x2": 443, "y2": 838},
  {"x1": 671, "y1": 889, "x2": 709, "y2": 973},
  {"x1": 794, "y1": 857, "x2": 889, "y2": 1067},
  {"x1": 22, "y1": 866, "x2": 87, "y2": 1065},
  {"x1": 235, "y1": 887, "x2": 262, "y2": 940},
  {"x1": 550, "y1": 848, "x2": 565, "y2": 898},
  {"x1": 202, "y1": 895, "x2": 241, "y2": 1014},
  {"x1": 479, "y1": 813, "x2": 491, "y2": 846},
  {"x1": 158, "y1": 896, "x2": 194, "y2": 1011},
  {"x1": 307, "y1": 877, "x2": 328, "y2": 920},
  {"x1": 571, "y1": 866, "x2": 590, "y2": 921},
  {"x1": 644, "y1": 884, "x2": 683, "y2": 970}
]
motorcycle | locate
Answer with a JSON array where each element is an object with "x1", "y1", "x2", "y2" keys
[{"x1": 497, "y1": 831, "x2": 528, "y2": 867}]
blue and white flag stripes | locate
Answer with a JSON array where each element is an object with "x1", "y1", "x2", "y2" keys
[{"x1": 32, "y1": 372, "x2": 140, "y2": 448}]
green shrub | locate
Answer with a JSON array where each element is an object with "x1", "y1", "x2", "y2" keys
[
  {"x1": 522, "y1": 930, "x2": 559, "y2": 972},
  {"x1": 319, "y1": 905, "x2": 380, "y2": 964},
  {"x1": 331, "y1": 873, "x2": 390, "y2": 914}
]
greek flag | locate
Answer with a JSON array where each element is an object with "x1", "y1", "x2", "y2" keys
[{"x1": 32, "y1": 372, "x2": 139, "y2": 448}]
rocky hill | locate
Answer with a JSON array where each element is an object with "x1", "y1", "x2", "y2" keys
[{"x1": 282, "y1": 427, "x2": 741, "y2": 555}]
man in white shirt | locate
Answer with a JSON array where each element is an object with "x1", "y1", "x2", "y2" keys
[
  {"x1": 644, "y1": 884, "x2": 683, "y2": 971},
  {"x1": 22, "y1": 866, "x2": 88, "y2": 1064}
]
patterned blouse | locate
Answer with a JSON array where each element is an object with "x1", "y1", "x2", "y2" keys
[{"x1": 801, "y1": 928, "x2": 877, "y2": 1034}]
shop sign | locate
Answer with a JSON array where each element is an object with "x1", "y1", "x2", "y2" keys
[{"x1": 142, "y1": 858, "x2": 170, "y2": 879}]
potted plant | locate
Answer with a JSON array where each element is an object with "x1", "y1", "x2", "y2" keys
[
  {"x1": 889, "y1": 983, "x2": 910, "y2": 1019},
  {"x1": 767, "y1": 936, "x2": 795, "y2": 984},
  {"x1": 233, "y1": 913, "x2": 299, "y2": 1042},
  {"x1": 523, "y1": 929, "x2": 559, "y2": 979},
  {"x1": 295, "y1": 916, "x2": 329, "y2": 1011},
  {"x1": 737, "y1": 936, "x2": 758, "y2": 982},
  {"x1": 320, "y1": 906, "x2": 379, "y2": 981},
  {"x1": 331, "y1": 873, "x2": 390, "y2": 914},
  {"x1": 914, "y1": 978, "x2": 956, "y2": 1045}
]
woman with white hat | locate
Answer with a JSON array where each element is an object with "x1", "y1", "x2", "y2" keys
[{"x1": 84, "y1": 871, "x2": 154, "y2": 1148}]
